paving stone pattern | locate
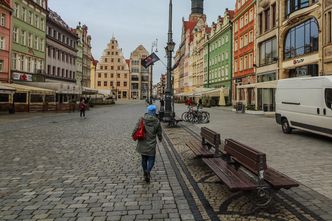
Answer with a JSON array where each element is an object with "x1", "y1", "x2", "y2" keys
[{"x1": 0, "y1": 103, "x2": 195, "y2": 221}]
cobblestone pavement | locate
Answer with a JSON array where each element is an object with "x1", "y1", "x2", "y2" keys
[
  {"x1": 173, "y1": 104, "x2": 332, "y2": 200},
  {"x1": 0, "y1": 103, "x2": 195, "y2": 221},
  {"x1": 162, "y1": 124, "x2": 332, "y2": 221}
]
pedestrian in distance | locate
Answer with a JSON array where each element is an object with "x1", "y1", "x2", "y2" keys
[
  {"x1": 132, "y1": 104, "x2": 162, "y2": 183},
  {"x1": 160, "y1": 98, "x2": 165, "y2": 112},
  {"x1": 79, "y1": 98, "x2": 87, "y2": 119}
]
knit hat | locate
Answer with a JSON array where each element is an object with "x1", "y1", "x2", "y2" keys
[{"x1": 147, "y1": 105, "x2": 157, "y2": 115}]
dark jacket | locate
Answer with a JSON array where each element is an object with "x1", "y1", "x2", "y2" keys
[{"x1": 132, "y1": 114, "x2": 162, "y2": 156}]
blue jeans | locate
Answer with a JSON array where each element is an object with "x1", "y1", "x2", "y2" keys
[{"x1": 141, "y1": 155, "x2": 155, "y2": 173}]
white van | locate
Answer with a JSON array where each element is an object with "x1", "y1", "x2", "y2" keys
[{"x1": 275, "y1": 76, "x2": 332, "y2": 138}]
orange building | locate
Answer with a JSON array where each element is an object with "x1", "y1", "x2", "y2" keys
[
  {"x1": 232, "y1": 0, "x2": 256, "y2": 108},
  {"x1": 0, "y1": 0, "x2": 12, "y2": 83}
]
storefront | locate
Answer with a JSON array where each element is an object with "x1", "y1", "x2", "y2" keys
[
  {"x1": 1, "y1": 83, "x2": 55, "y2": 112},
  {"x1": 0, "y1": 84, "x2": 16, "y2": 112}
]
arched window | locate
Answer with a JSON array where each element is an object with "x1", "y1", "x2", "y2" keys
[{"x1": 284, "y1": 18, "x2": 318, "y2": 59}]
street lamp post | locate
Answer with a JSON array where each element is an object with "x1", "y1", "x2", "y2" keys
[
  {"x1": 150, "y1": 39, "x2": 158, "y2": 104},
  {"x1": 164, "y1": 0, "x2": 176, "y2": 122}
]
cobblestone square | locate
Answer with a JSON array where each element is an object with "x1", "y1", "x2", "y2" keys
[{"x1": 0, "y1": 102, "x2": 331, "y2": 221}]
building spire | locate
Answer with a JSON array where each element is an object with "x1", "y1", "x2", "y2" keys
[{"x1": 191, "y1": 0, "x2": 204, "y2": 15}]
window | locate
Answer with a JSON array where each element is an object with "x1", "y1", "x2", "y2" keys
[
  {"x1": 0, "y1": 36, "x2": 4, "y2": 49},
  {"x1": 28, "y1": 33, "x2": 32, "y2": 47},
  {"x1": 98, "y1": 81, "x2": 101, "y2": 86},
  {"x1": 28, "y1": 11, "x2": 32, "y2": 24},
  {"x1": 284, "y1": 18, "x2": 319, "y2": 59},
  {"x1": 14, "y1": 93, "x2": 27, "y2": 103},
  {"x1": 22, "y1": 7, "x2": 26, "y2": 21},
  {"x1": 98, "y1": 73, "x2": 101, "y2": 78},
  {"x1": 13, "y1": 27, "x2": 18, "y2": 43},
  {"x1": 104, "y1": 73, "x2": 107, "y2": 78},
  {"x1": 35, "y1": 14, "x2": 39, "y2": 28},
  {"x1": 325, "y1": 89, "x2": 332, "y2": 109},
  {"x1": 260, "y1": 37, "x2": 277, "y2": 66},
  {"x1": 21, "y1": 30, "x2": 26, "y2": 45},
  {"x1": 12, "y1": 53, "x2": 17, "y2": 69},
  {"x1": 249, "y1": 31, "x2": 254, "y2": 42},
  {"x1": 272, "y1": 4, "x2": 276, "y2": 28},
  {"x1": 0, "y1": 60, "x2": 3, "y2": 72},
  {"x1": 104, "y1": 81, "x2": 107, "y2": 86},
  {"x1": 285, "y1": 0, "x2": 311, "y2": 17},
  {"x1": 240, "y1": 57, "x2": 243, "y2": 71},
  {"x1": 14, "y1": 3, "x2": 19, "y2": 18},
  {"x1": 117, "y1": 81, "x2": 120, "y2": 87},
  {"x1": 249, "y1": 9, "x2": 253, "y2": 22},
  {"x1": 0, "y1": 94, "x2": 9, "y2": 102},
  {"x1": 326, "y1": 11, "x2": 332, "y2": 44},
  {"x1": 259, "y1": 13, "x2": 263, "y2": 34},
  {"x1": 265, "y1": 8, "x2": 270, "y2": 32},
  {"x1": 124, "y1": 82, "x2": 127, "y2": 87},
  {"x1": 117, "y1": 74, "x2": 120, "y2": 78},
  {"x1": 0, "y1": 13, "x2": 6, "y2": 26}
]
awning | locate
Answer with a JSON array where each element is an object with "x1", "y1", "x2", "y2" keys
[
  {"x1": 83, "y1": 87, "x2": 98, "y2": 95},
  {"x1": 18, "y1": 82, "x2": 81, "y2": 94},
  {"x1": 202, "y1": 88, "x2": 229, "y2": 97},
  {"x1": 237, "y1": 80, "x2": 277, "y2": 89},
  {"x1": 1, "y1": 83, "x2": 55, "y2": 95},
  {"x1": 0, "y1": 84, "x2": 16, "y2": 94}
]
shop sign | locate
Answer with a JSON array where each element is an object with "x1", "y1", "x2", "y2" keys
[
  {"x1": 293, "y1": 58, "x2": 304, "y2": 65},
  {"x1": 12, "y1": 72, "x2": 32, "y2": 82}
]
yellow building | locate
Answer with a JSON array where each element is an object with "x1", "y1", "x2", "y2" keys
[{"x1": 95, "y1": 37, "x2": 130, "y2": 99}]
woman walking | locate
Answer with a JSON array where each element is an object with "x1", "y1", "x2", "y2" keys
[
  {"x1": 132, "y1": 105, "x2": 162, "y2": 183},
  {"x1": 79, "y1": 98, "x2": 87, "y2": 118}
]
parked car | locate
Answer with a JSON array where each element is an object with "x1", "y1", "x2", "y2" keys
[{"x1": 275, "y1": 76, "x2": 332, "y2": 138}]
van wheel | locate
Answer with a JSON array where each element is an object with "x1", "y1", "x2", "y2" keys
[{"x1": 282, "y1": 119, "x2": 292, "y2": 134}]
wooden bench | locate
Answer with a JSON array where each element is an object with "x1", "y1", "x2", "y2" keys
[
  {"x1": 186, "y1": 127, "x2": 221, "y2": 158},
  {"x1": 203, "y1": 138, "x2": 299, "y2": 207}
]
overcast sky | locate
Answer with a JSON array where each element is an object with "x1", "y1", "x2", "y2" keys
[{"x1": 48, "y1": 0, "x2": 235, "y2": 83}]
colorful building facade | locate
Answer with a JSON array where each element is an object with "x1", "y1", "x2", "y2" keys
[
  {"x1": 11, "y1": 0, "x2": 47, "y2": 83},
  {"x1": 129, "y1": 45, "x2": 150, "y2": 100},
  {"x1": 233, "y1": 0, "x2": 256, "y2": 108},
  {"x1": 204, "y1": 9, "x2": 234, "y2": 105},
  {"x1": 0, "y1": 0, "x2": 12, "y2": 83},
  {"x1": 95, "y1": 37, "x2": 130, "y2": 100}
]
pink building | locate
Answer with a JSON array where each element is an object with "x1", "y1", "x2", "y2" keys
[{"x1": 0, "y1": 0, "x2": 12, "y2": 83}]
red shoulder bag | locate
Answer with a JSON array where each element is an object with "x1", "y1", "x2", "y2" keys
[{"x1": 132, "y1": 118, "x2": 145, "y2": 141}]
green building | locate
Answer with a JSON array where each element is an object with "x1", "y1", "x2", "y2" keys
[
  {"x1": 204, "y1": 9, "x2": 234, "y2": 104},
  {"x1": 11, "y1": 0, "x2": 47, "y2": 82}
]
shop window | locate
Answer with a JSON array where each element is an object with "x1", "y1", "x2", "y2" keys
[
  {"x1": 45, "y1": 95, "x2": 55, "y2": 103},
  {"x1": 0, "y1": 94, "x2": 9, "y2": 102},
  {"x1": 325, "y1": 89, "x2": 332, "y2": 109},
  {"x1": 284, "y1": 18, "x2": 318, "y2": 59},
  {"x1": 289, "y1": 64, "x2": 318, "y2": 77},
  {"x1": 14, "y1": 93, "x2": 27, "y2": 103},
  {"x1": 30, "y1": 94, "x2": 43, "y2": 103}
]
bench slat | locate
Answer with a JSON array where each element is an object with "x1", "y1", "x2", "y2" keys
[
  {"x1": 225, "y1": 139, "x2": 267, "y2": 173},
  {"x1": 203, "y1": 158, "x2": 257, "y2": 191},
  {"x1": 186, "y1": 140, "x2": 214, "y2": 157},
  {"x1": 264, "y1": 168, "x2": 299, "y2": 189},
  {"x1": 225, "y1": 139, "x2": 266, "y2": 162}
]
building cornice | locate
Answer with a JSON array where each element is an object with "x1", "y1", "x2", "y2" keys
[
  {"x1": 47, "y1": 18, "x2": 78, "y2": 39},
  {"x1": 233, "y1": 1, "x2": 256, "y2": 21}
]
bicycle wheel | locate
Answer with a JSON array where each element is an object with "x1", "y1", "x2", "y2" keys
[
  {"x1": 201, "y1": 111, "x2": 210, "y2": 123},
  {"x1": 181, "y1": 112, "x2": 188, "y2": 121}
]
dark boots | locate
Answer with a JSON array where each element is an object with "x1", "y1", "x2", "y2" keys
[{"x1": 144, "y1": 171, "x2": 150, "y2": 183}]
